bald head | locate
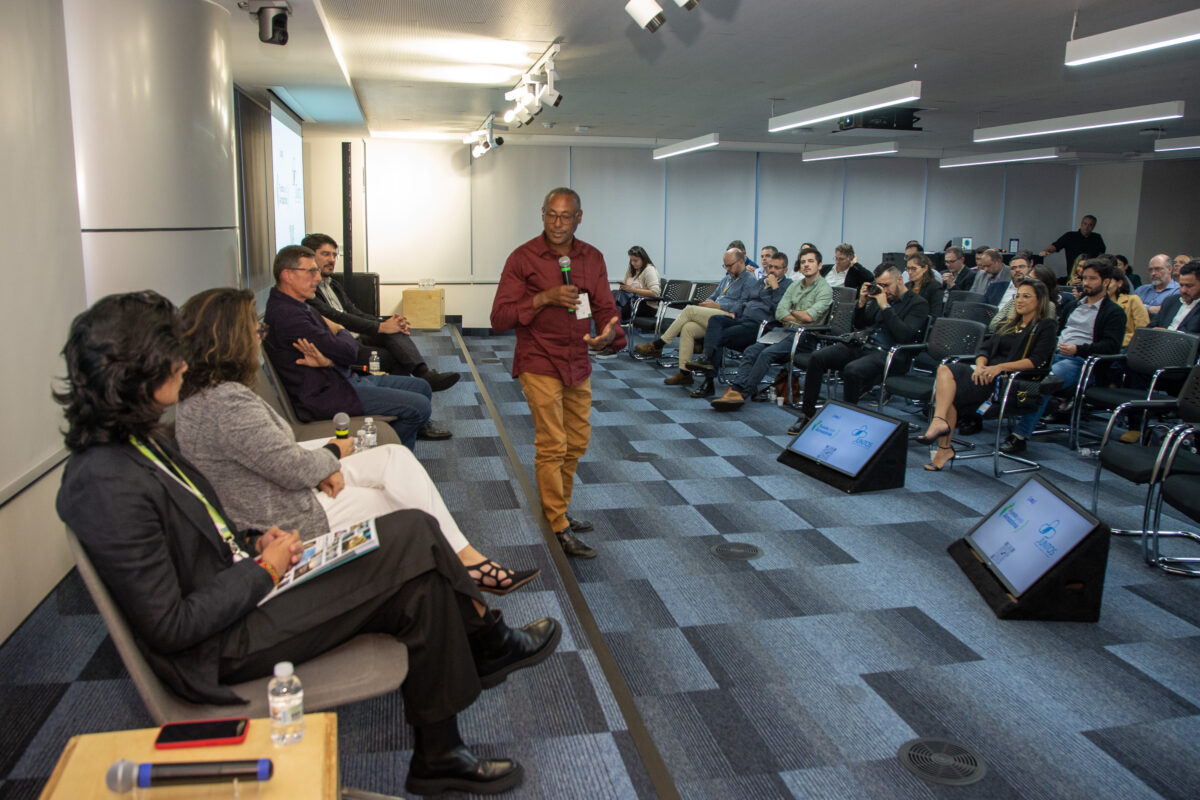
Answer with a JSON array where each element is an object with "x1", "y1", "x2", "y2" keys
[{"x1": 1148, "y1": 254, "x2": 1171, "y2": 289}]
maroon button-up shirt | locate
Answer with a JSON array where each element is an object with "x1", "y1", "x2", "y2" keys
[{"x1": 491, "y1": 234, "x2": 626, "y2": 386}]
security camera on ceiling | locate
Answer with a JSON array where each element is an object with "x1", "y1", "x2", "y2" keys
[{"x1": 238, "y1": 1, "x2": 291, "y2": 46}]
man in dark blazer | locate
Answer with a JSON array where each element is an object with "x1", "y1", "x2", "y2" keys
[
  {"x1": 1151, "y1": 261, "x2": 1200, "y2": 335},
  {"x1": 820, "y1": 242, "x2": 874, "y2": 291},
  {"x1": 264, "y1": 245, "x2": 450, "y2": 447},
  {"x1": 301, "y1": 233, "x2": 459, "y2": 392},
  {"x1": 789, "y1": 262, "x2": 930, "y2": 433}
]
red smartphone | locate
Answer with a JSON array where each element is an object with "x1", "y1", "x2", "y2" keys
[{"x1": 154, "y1": 717, "x2": 250, "y2": 749}]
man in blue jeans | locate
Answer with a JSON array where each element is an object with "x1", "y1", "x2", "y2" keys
[
  {"x1": 1000, "y1": 259, "x2": 1125, "y2": 454},
  {"x1": 263, "y1": 245, "x2": 451, "y2": 449}
]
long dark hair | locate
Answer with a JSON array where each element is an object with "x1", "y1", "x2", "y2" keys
[
  {"x1": 55, "y1": 291, "x2": 183, "y2": 452},
  {"x1": 627, "y1": 245, "x2": 654, "y2": 277},
  {"x1": 179, "y1": 288, "x2": 260, "y2": 400}
]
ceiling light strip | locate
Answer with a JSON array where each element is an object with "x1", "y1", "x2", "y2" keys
[
  {"x1": 1065, "y1": 9, "x2": 1200, "y2": 66},
  {"x1": 940, "y1": 148, "x2": 1064, "y2": 168},
  {"x1": 769, "y1": 81, "x2": 921, "y2": 133},
  {"x1": 801, "y1": 142, "x2": 900, "y2": 162},
  {"x1": 1154, "y1": 135, "x2": 1200, "y2": 152},
  {"x1": 652, "y1": 133, "x2": 719, "y2": 160},
  {"x1": 972, "y1": 101, "x2": 1185, "y2": 143}
]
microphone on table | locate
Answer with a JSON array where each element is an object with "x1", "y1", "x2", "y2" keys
[
  {"x1": 105, "y1": 759, "x2": 273, "y2": 793},
  {"x1": 333, "y1": 412, "x2": 351, "y2": 439}
]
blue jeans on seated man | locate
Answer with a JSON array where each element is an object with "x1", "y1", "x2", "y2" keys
[
  {"x1": 730, "y1": 337, "x2": 794, "y2": 394},
  {"x1": 1011, "y1": 353, "x2": 1084, "y2": 439},
  {"x1": 348, "y1": 371, "x2": 432, "y2": 449},
  {"x1": 700, "y1": 316, "x2": 761, "y2": 371}
]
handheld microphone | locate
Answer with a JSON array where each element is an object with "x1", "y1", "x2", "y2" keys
[
  {"x1": 558, "y1": 256, "x2": 572, "y2": 286},
  {"x1": 333, "y1": 412, "x2": 350, "y2": 438},
  {"x1": 105, "y1": 759, "x2": 273, "y2": 793}
]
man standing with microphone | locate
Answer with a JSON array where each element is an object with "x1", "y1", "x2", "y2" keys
[{"x1": 491, "y1": 188, "x2": 623, "y2": 559}]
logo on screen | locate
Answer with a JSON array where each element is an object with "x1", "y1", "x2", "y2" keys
[{"x1": 811, "y1": 421, "x2": 839, "y2": 437}]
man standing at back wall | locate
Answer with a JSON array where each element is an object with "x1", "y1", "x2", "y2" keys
[{"x1": 491, "y1": 188, "x2": 623, "y2": 560}]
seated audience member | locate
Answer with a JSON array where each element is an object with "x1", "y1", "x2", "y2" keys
[
  {"x1": 906, "y1": 254, "x2": 944, "y2": 318},
  {"x1": 301, "y1": 233, "x2": 459, "y2": 393},
  {"x1": 1150, "y1": 260, "x2": 1200, "y2": 334},
  {"x1": 787, "y1": 263, "x2": 930, "y2": 434},
  {"x1": 975, "y1": 249, "x2": 1011, "y2": 301},
  {"x1": 730, "y1": 239, "x2": 758, "y2": 276},
  {"x1": 758, "y1": 245, "x2": 780, "y2": 279},
  {"x1": 634, "y1": 247, "x2": 756, "y2": 386},
  {"x1": 941, "y1": 246, "x2": 975, "y2": 292},
  {"x1": 264, "y1": 245, "x2": 449, "y2": 449},
  {"x1": 821, "y1": 242, "x2": 874, "y2": 291},
  {"x1": 1000, "y1": 259, "x2": 1126, "y2": 454},
  {"x1": 710, "y1": 246, "x2": 832, "y2": 409},
  {"x1": 1115, "y1": 254, "x2": 1141, "y2": 289},
  {"x1": 684, "y1": 252, "x2": 792, "y2": 397},
  {"x1": 1106, "y1": 272, "x2": 1149, "y2": 347},
  {"x1": 54, "y1": 291, "x2": 561, "y2": 796},
  {"x1": 1174, "y1": 253, "x2": 1192, "y2": 282},
  {"x1": 919, "y1": 278, "x2": 1057, "y2": 470},
  {"x1": 988, "y1": 252, "x2": 1035, "y2": 330},
  {"x1": 612, "y1": 245, "x2": 661, "y2": 323},
  {"x1": 1135, "y1": 254, "x2": 1178, "y2": 317},
  {"x1": 176, "y1": 288, "x2": 538, "y2": 595}
]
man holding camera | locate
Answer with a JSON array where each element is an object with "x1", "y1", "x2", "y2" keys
[{"x1": 788, "y1": 263, "x2": 929, "y2": 435}]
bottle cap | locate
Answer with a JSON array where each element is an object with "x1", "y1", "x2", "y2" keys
[
  {"x1": 274, "y1": 661, "x2": 294, "y2": 678},
  {"x1": 364, "y1": 417, "x2": 374, "y2": 424}
]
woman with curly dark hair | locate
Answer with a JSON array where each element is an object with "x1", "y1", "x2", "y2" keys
[
  {"x1": 174, "y1": 287, "x2": 537, "y2": 595},
  {"x1": 612, "y1": 245, "x2": 661, "y2": 322},
  {"x1": 55, "y1": 291, "x2": 560, "y2": 796}
]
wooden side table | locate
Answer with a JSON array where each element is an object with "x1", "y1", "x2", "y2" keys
[{"x1": 39, "y1": 713, "x2": 339, "y2": 799}]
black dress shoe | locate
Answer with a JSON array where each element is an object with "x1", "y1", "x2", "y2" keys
[
  {"x1": 566, "y1": 514, "x2": 593, "y2": 533},
  {"x1": 957, "y1": 416, "x2": 983, "y2": 436},
  {"x1": 689, "y1": 377, "x2": 715, "y2": 398},
  {"x1": 999, "y1": 433, "x2": 1027, "y2": 454},
  {"x1": 421, "y1": 370, "x2": 461, "y2": 392},
  {"x1": 787, "y1": 414, "x2": 811, "y2": 436},
  {"x1": 471, "y1": 610, "x2": 562, "y2": 689},
  {"x1": 556, "y1": 529, "x2": 597, "y2": 559},
  {"x1": 417, "y1": 422, "x2": 453, "y2": 440},
  {"x1": 406, "y1": 746, "x2": 524, "y2": 796}
]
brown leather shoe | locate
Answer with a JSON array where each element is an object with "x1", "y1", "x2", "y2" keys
[
  {"x1": 710, "y1": 388, "x2": 745, "y2": 410},
  {"x1": 664, "y1": 370, "x2": 693, "y2": 386},
  {"x1": 634, "y1": 342, "x2": 663, "y2": 357}
]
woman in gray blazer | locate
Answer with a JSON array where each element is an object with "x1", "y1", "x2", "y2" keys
[
  {"x1": 54, "y1": 290, "x2": 561, "y2": 795},
  {"x1": 174, "y1": 288, "x2": 537, "y2": 596}
]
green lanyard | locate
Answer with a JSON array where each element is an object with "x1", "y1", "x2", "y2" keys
[{"x1": 130, "y1": 436, "x2": 248, "y2": 562}]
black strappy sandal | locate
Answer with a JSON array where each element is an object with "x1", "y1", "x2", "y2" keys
[{"x1": 466, "y1": 560, "x2": 541, "y2": 596}]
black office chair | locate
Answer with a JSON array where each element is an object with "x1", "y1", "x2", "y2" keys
[
  {"x1": 1069, "y1": 327, "x2": 1200, "y2": 450},
  {"x1": 626, "y1": 279, "x2": 691, "y2": 357},
  {"x1": 954, "y1": 369, "x2": 1066, "y2": 476},
  {"x1": 786, "y1": 287, "x2": 857, "y2": 406},
  {"x1": 946, "y1": 301, "x2": 999, "y2": 327},
  {"x1": 944, "y1": 290, "x2": 985, "y2": 316},
  {"x1": 1091, "y1": 367, "x2": 1200, "y2": 568},
  {"x1": 881, "y1": 317, "x2": 987, "y2": 426}
]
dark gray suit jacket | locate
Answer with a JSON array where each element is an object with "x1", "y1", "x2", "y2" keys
[
  {"x1": 1152, "y1": 294, "x2": 1200, "y2": 335},
  {"x1": 57, "y1": 440, "x2": 272, "y2": 704}
]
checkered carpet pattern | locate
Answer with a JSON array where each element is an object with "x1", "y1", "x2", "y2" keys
[{"x1": 3, "y1": 326, "x2": 1200, "y2": 799}]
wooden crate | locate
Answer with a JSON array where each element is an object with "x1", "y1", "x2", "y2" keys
[{"x1": 402, "y1": 288, "x2": 445, "y2": 329}]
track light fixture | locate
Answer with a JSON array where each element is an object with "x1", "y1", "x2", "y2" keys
[
  {"x1": 499, "y1": 43, "x2": 563, "y2": 128},
  {"x1": 675, "y1": 0, "x2": 700, "y2": 8},
  {"x1": 465, "y1": 114, "x2": 503, "y2": 159},
  {"x1": 626, "y1": 0, "x2": 665, "y2": 32}
]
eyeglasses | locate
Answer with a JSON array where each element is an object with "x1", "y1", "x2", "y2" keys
[
  {"x1": 286, "y1": 267, "x2": 321, "y2": 276},
  {"x1": 543, "y1": 211, "x2": 579, "y2": 224},
  {"x1": 257, "y1": 321, "x2": 269, "y2": 340}
]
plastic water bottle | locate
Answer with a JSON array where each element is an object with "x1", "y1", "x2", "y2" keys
[
  {"x1": 368, "y1": 350, "x2": 381, "y2": 373},
  {"x1": 268, "y1": 662, "x2": 304, "y2": 745},
  {"x1": 354, "y1": 426, "x2": 367, "y2": 453},
  {"x1": 362, "y1": 417, "x2": 377, "y2": 449}
]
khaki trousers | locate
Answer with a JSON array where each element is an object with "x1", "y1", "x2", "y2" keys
[
  {"x1": 518, "y1": 372, "x2": 592, "y2": 532},
  {"x1": 660, "y1": 305, "x2": 725, "y2": 367}
]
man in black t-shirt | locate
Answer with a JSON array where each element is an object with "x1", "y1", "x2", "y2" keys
[{"x1": 1040, "y1": 215, "x2": 1106, "y2": 277}]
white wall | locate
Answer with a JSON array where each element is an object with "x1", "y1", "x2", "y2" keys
[
  {"x1": 1, "y1": 0, "x2": 87, "y2": 642},
  {"x1": 1136, "y1": 159, "x2": 1200, "y2": 270},
  {"x1": 1074, "y1": 161, "x2": 1143, "y2": 275}
]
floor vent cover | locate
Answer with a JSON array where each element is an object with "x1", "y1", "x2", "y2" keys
[
  {"x1": 710, "y1": 543, "x2": 763, "y2": 561},
  {"x1": 897, "y1": 738, "x2": 987, "y2": 785}
]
